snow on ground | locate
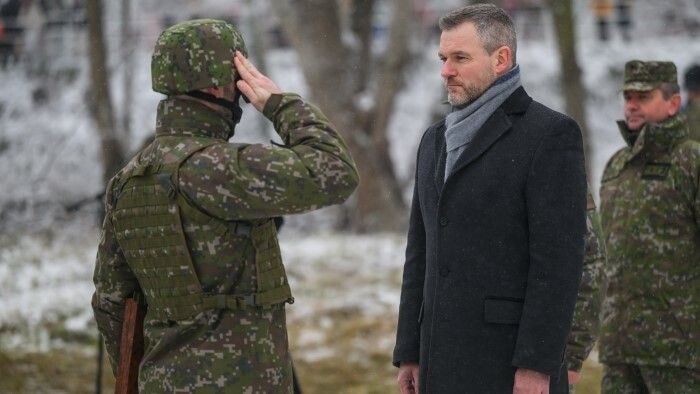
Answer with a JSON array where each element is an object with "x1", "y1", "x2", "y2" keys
[{"x1": 0, "y1": 225, "x2": 407, "y2": 353}]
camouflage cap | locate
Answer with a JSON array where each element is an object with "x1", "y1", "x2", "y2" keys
[
  {"x1": 151, "y1": 19, "x2": 248, "y2": 95},
  {"x1": 622, "y1": 60, "x2": 677, "y2": 92}
]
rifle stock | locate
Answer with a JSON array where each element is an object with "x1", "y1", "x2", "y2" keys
[{"x1": 115, "y1": 297, "x2": 146, "y2": 394}]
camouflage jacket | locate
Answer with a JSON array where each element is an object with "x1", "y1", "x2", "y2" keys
[
  {"x1": 92, "y1": 93, "x2": 358, "y2": 392},
  {"x1": 565, "y1": 189, "x2": 607, "y2": 372},
  {"x1": 599, "y1": 115, "x2": 700, "y2": 369},
  {"x1": 684, "y1": 101, "x2": 700, "y2": 142}
]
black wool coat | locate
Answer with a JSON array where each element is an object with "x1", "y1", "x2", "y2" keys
[{"x1": 393, "y1": 87, "x2": 587, "y2": 393}]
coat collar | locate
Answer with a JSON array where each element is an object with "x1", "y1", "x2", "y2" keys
[
  {"x1": 616, "y1": 115, "x2": 689, "y2": 159},
  {"x1": 155, "y1": 97, "x2": 234, "y2": 141},
  {"x1": 434, "y1": 87, "x2": 532, "y2": 191}
]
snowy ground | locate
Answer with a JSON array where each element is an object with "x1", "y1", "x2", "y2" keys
[{"x1": 0, "y1": 223, "x2": 407, "y2": 358}]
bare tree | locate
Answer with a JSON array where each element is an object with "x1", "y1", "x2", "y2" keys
[
  {"x1": 86, "y1": 0, "x2": 125, "y2": 185},
  {"x1": 120, "y1": 0, "x2": 133, "y2": 143},
  {"x1": 270, "y1": 0, "x2": 412, "y2": 232},
  {"x1": 548, "y1": 0, "x2": 593, "y2": 176}
]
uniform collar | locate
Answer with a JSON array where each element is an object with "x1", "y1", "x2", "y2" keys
[
  {"x1": 617, "y1": 115, "x2": 688, "y2": 157},
  {"x1": 155, "y1": 96, "x2": 234, "y2": 140}
]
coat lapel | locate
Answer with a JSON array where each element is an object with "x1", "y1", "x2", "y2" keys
[
  {"x1": 446, "y1": 109, "x2": 511, "y2": 180},
  {"x1": 434, "y1": 123, "x2": 447, "y2": 192},
  {"x1": 445, "y1": 87, "x2": 531, "y2": 183}
]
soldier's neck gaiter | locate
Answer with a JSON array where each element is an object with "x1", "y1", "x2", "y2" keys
[{"x1": 185, "y1": 90, "x2": 243, "y2": 128}]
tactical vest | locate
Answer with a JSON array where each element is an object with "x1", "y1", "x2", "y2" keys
[{"x1": 111, "y1": 141, "x2": 293, "y2": 321}]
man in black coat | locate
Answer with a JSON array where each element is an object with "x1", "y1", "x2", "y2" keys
[{"x1": 393, "y1": 4, "x2": 587, "y2": 393}]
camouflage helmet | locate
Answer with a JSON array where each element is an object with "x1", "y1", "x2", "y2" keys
[
  {"x1": 622, "y1": 60, "x2": 677, "y2": 92},
  {"x1": 151, "y1": 19, "x2": 248, "y2": 95}
]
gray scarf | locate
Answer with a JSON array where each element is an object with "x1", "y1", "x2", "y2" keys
[{"x1": 444, "y1": 65, "x2": 522, "y2": 180}]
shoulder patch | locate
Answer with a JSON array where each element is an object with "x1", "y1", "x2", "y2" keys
[{"x1": 641, "y1": 162, "x2": 671, "y2": 180}]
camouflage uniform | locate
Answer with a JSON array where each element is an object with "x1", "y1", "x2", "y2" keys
[
  {"x1": 599, "y1": 60, "x2": 700, "y2": 392},
  {"x1": 565, "y1": 189, "x2": 607, "y2": 373},
  {"x1": 92, "y1": 20, "x2": 358, "y2": 393},
  {"x1": 685, "y1": 102, "x2": 700, "y2": 142},
  {"x1": 566, "y1": 189, "x2": 607, "y2": 394},
  {"x1": 683, "y1": 64, "x2": 700, "y2": 142}
]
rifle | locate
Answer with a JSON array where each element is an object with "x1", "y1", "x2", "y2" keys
[{"x1": 115, "y1": 296, "x2": 146, "y2": 394}]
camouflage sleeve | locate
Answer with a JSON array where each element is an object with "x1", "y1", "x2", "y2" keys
[
  {"x1": 91, "y1": 181, "x2": 141, "y2": 375},
  {"x1": 686, "y1": 105, "x2": 700, "y2": 143},
  {"x1": 565, "y1": 188, "x2": 608, "y2": 371},
  {"x1": 680, "y1": 141, "x2": 700, "y2": 228},
  {"x1": 185, "y1": 93, "x2": 359, "y2": 220}
]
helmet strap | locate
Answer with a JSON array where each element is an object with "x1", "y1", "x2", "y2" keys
[{"x1": 185, "y1": 90, "x2": 243, "y2": 127}]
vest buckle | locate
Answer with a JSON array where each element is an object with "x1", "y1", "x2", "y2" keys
[
  {"x1": 235, "y1": 222, "x2": 252, "y2": 236},
  {"x1": 156, "y1": 173, "x2": 177, "y2": 200},
  {"x1": 243, "y1": 294, "x2": 256, "y2": 307}
]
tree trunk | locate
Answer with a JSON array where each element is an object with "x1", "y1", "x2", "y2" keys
[
  {"x1": 86, "y1": 0, "x2": 125, "y2": 185},
  {"x1": 271, "y1": 0, "x2": 410, "y2": 232},
  {"x1": 243, "y1": 0, "x2": 275, "y2": 141},
  {"x1": 548, "y1": 0, "x2": 593, "y2": 178},
  {"x1": 121, "y1": 0, "x2": 133, "y2": 144},
  {"x1": 368, "y1": 0, "x2": 411, "y2": 209},
  {"x1": 350, "y1": 0, "x2": 373, "y2": 94}
]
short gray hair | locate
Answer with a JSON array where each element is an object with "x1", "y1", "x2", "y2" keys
[
  {"x1": 439, "y1": 4, "x2": 517, "y2": 67},
  {"x1": 658, "y1": 82, "x2": 680, "y2": 99}
]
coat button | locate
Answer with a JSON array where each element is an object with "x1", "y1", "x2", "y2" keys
[
  {"x1": 439, "y1": 216, "x2": 449, "y2": 226},
  {"x1": 440, "y1": 266, "x2": 450, "y2": 276}
]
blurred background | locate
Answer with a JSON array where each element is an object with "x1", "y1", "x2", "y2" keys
[{"x1": 0, "y1": 0, "x2": 698, "y2": 392}]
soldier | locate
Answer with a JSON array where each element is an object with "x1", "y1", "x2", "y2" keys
[
  {"x1": 590, "y1": 0, "x2": 613, "y2": 41},
  {"x1": 683, "y1": 64, "x2": 700, "y2": 141},
  {"x1": 91, "y1": 19, "x2": 358, "y2": 393},
  {"x1": 599, "y1": 60, "x2": 700, "y2": 393},
  {"x1": 565, "y1": 190, "x2": 608, "y2": 392}
]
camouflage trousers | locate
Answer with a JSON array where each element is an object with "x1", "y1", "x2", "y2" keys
[
  {"x1": 601, "y1": 363, "x2": 700, "y2": 394},
  {"x1": 139, "y1": 307, "x2": 293, "y2": 393}
]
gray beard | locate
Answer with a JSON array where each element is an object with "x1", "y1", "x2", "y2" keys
[
  {"x1": 447, "y1": 87, "x2": 483, "y2": 107},
  {"x1": 445, "y1": 74, "x2": 495, "y2": 107}
]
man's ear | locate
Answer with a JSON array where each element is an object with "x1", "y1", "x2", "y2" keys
[
  {"x1": 493, "y1": 45, "x2": 512, "y2": 75},
  {"x1": 668, "y1": 93, "x2": 682, "y2": 116}
]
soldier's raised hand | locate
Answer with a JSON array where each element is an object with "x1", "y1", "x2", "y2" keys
[{"x1": 234, "y1": 51, "x2": 282, "y2": 112}]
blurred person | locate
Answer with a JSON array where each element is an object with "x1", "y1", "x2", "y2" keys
[
  {"x1": 565, "y1": 191, "x2": 608, "y2": 393},
  {"x1": 393, "y1": 4, "x2": 587, "y2": 393},
  {"x1": 0, "y1": 0, "x2": 24, "y2": 67},
  {"x1": 615, "y1": 0, "x2": 632, "y2": 42},
  {"x1": 590, "y1": 0, "x2": 613, "y2": 41},
  {"x1": 501, "y1": 0, "x2": 521, "y2": 19},
  {"x1": 598, "y1": 60, "x2": 700, "y2": 393},
  {"x1": 519, "y1": 0, "x2": 544, "y2": 40},
  {"x1": 91, "y1": 19, "x2": 358, "y2": 393},
  {"x1": 683, "y1": 63, "x2": 700, "y2": 141}
]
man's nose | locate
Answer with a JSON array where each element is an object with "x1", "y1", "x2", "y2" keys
[{"x1": 441, "y1": 61, "x2": 455, "y2": 79}]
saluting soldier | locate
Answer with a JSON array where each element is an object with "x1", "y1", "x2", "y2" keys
[{"x1": 91, "y1": 19, "x2": 358, "y2": 393}]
